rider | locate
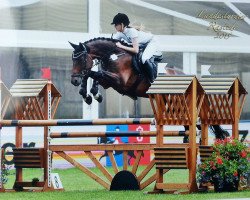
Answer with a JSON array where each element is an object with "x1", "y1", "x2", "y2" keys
[{"x1": 111, "y1": 13, "x2": 157, "y2": 83}]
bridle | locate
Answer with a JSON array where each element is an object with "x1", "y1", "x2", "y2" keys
[{"x1": 71, "y1": 44, "x2": 90, "y2": 79}]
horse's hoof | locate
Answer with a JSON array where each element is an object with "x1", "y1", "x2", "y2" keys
[
  {"x1": 96, "y1": 95, "x2": 103, "y2": 103},
  {"x1": 85, "y1": 95, "x2": 92, "y2": 105}
]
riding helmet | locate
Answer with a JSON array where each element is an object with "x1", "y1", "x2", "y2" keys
[{"x1": 111, "y1": 13, "x2": 130, "y2": 26}]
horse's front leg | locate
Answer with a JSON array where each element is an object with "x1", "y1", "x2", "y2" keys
[
  {"x1": 79, "y1": 77, "x2": 92, "y2": 105},
  {"x1": 90, "y1": 79, "x2": 103, "y2": 103}
]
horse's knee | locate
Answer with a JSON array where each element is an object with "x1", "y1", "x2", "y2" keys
[{"x1": 79, "y1": 88, "x2": 87, "y2": 97}]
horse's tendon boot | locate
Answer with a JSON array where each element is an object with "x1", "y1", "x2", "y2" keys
[{"x1": 144, "y1": 58, "x2": 156, "y2": 83}]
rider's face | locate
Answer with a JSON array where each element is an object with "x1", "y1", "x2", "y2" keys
[{"x1": 115, "y1": 23, "x2": 123, "y2": 32}]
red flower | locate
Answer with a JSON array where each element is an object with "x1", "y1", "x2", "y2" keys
[
  {"x1": 217, "y1": 157, "x2": 223, "y2": 165},
  {"x1": 212, "y1": 166, "x2": 217, "y2": 170},
  {"x1": 225, "y1": 137, "x2": 232, "y2": 143},
  {"x1": 214, "y1": 139, "x2": 223, "y2": 145},
  {"x1": 233, "y1": 171, "x2": 238, "y2": 176},
  {"x1": 240, "y1": 151, "x2": 247, "y2": 158}
]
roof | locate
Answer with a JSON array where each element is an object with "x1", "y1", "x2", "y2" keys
[
  {"x1": 147, "y1": 75, "x2": 203, "y2": 94},
  {"x1": 10, "y1": 79, "x2": 61, "y2": 97},
  {"x1": 200, "y1": 76, "x2": 248, "y2": 94}
]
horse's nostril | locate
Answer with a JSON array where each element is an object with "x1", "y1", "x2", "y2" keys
[
  {"x1": 71, "y1": 79, "x2": 76, "y2": 86},
  {"x1": 71, "y1": 78, "x2": 81, "y2": 86}
]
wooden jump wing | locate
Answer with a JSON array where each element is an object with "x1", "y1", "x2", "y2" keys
[
  {"x1": 147, "y1": 75, "x2": 205, "y2": 194},
  {"x1": 9, "y1": 79, "x2": 61, "y2": 192}
]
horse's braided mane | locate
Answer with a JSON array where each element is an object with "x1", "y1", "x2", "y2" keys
[{"x1": 83, "y1": 37, "x2": 132, "y2": 47}]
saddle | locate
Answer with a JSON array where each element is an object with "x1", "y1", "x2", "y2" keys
[{"x1": 132, "y1": 45, "x2": 163, "y2": 75}]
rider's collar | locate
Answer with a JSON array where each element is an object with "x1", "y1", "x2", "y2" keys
[{"x1": 123, "y1": 27, "x2": 129, "y2": 34}]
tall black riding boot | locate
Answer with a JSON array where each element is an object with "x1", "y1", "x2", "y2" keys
[{"x1": 144, "y1": 57, "x2": 157, "y2": 83}]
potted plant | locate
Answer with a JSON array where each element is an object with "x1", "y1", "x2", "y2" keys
[{"x1": 197, "y1": 137, "x2": 250, "y2": 192}]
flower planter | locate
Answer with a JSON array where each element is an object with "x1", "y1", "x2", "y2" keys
[
  {"x1": 197, "y1": 138, "x2": 250, "y2": 193},
  {"x1": 213, "y1": 178, "x2": 239, "y2": 192}
]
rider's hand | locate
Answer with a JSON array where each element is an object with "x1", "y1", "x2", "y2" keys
[{"x1": 116, "y1": 42, "x2": 123, "y2": 48}]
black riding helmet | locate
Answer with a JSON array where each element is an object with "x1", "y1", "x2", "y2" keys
[{"x1": 111, "y1": 13, "x2": 130, "y2": 26}]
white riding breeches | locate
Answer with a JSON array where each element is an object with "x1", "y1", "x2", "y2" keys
[{"x1": 141, "y1": 38, "x2": 157, "y2": 64}]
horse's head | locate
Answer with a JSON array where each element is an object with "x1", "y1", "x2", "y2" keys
[{"x1": 69, "y1": 42, "x2": 93, "y2": 86}]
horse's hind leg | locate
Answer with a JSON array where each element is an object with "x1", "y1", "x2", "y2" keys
[{"x1": 90, "y1": 79, "x2": 103, "y2": 103}]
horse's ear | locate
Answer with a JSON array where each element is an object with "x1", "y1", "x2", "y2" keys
[
  {"x1": 69, "y1": 41, "x2": 78, "y2": 49},
  {"x1": 85, "y1": 45, "x2": 90, "y2": 53},
  {"x1": 79, "y1": 42, "x2": 90, "y2": 53},
  {"x1": 79, "y1": 42, "x2": 84, "y2": 49}
]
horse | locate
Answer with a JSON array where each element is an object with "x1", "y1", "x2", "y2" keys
[
  {"x1": 69, "y1": 37, "x2": 176, "y2": 105},
  {"x1": 69, "y1": 37, "x2": 229, "y2": 140}
]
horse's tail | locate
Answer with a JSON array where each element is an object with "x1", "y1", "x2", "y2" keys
[{"x1": 209, "y1": 125, "x2": 230, "y2": 139}]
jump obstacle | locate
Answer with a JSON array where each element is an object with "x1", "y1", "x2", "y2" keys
[{"x1": 0, "y1": 75, "x2": 247, "y2": 193}]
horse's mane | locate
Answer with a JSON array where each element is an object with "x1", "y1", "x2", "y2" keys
[{"x1": 83, "y1": 37, "x2": 132, "y2": 47}]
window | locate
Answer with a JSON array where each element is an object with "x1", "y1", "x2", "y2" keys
[
  {"x1": 0, "y1": 0, "x2": 87, "y2": 32},
  {"x1": 197, "y1": 53, "x2": 250, "y2": 119}
]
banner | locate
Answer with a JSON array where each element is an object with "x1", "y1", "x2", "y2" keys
[
  {"x1": 128, "y1": 124, "x2": 150, "y2": 165},
  {"x1": 105, "y1": 125, "x2": 128, "y2": 167}
]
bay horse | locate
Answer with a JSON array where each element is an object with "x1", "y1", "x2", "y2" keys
[
  {"x1": 69, "y1": 37, "x2": 229, "y2": 139},
  {"x1": 69, "y1": 37, "x2": 178, "y2": 104}
]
